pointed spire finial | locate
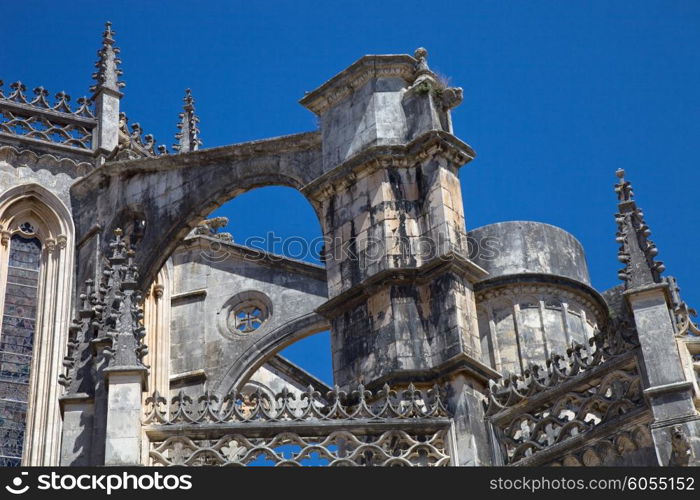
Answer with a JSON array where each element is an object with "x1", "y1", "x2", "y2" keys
[
  {"x1": 614, "y1": 169, "x2": 664, "y2": 288},
  {"x1": 90, "y1": 21, "x2": 125, "y2": 97},
  {"x1": 614, "y1": 168, "x2": 634, "y2": 202},
  {"x1": 173, "y1": 88, "x2": 202, "y2": 153}
]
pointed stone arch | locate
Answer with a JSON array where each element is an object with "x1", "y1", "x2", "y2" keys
[
  {"x1": 70, "y1": 132, "x2": 324, "y2": 292},
  {"x1": 214, "y1": 312, "x2": 330, "y2": 395}
]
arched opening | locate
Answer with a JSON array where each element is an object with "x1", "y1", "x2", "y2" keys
[
  {"x1": 0, "y1": 184, "x2": 74, "y2": 466},
  {"x1": 209, "y1": 186, "x2": 326, "y2": 265},
  {"x1": 209, "y1": 186, "x2": 332, "y2": 386},
  {"x1": 142, "y1": 185, "x2": 333, "y2": 414}
]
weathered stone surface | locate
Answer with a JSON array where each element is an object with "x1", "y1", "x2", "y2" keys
[
  {"x1": 468, "y1": 221, "x2": 591, "y2": 285},
  {"x1": 167, "y1": 235, "x2": 329, "y2": 396},
  {"x1": 0, "y1": 29, "x2": 697, "y2": 468}
]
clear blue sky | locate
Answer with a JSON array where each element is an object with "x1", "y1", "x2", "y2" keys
[{"x1": 2, "y1": 1, "x2": 698, "y2": 384}]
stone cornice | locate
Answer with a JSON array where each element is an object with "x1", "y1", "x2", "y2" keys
[
  {"x1": 103, "y1": 365, "x2": 149, "y2": 391},
  {"x1": 302, "y1": 130, "x2": 476, "y2": 201},
  {"x1": 170, "y1": 368, "x2": 207, "y2": 389},
  {"x1": 643, "y1": 380, "x2": 693, "y2": 398},
  {"x1": 300, "y1": 54, "x2": 421, "y2": 115},
  {"x1": 363, "y1": 352, "x2": 502, "y2": 389},
  {"x1": 171, "y1": 289, "x2": 207, "y2": 303},
  {"x1": 623, "y1": 280, "x2": 672, "y2": 305},
  {"x1": 0, "y1": 144, "x2": 94, "y2": 177},
  {"x1": 58, "y1": 392, "x2": 94, "y2": 416},
  {"x1": 649, "y1": 413, "x2": 700, "y2": 429},
  {"x1": 316, "y1": 251, "x2": 487, "y2": 318}
]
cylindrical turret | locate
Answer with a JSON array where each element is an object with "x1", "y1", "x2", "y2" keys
[{"x1": 468, "y1": 221, "x2": 607, "y2": 375}]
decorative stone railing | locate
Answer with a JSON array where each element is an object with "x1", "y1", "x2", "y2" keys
[
  {"x1": 0, "y1": 81, "x2": 96, "y2": 152},
  {"x1": 486, "y1": 323, "x2": 651, "y2": 466},
  {"x1": 485, "y1": 319, "x2": 638, "y2": 416},
  {"x1": 143, "y1": 384, "x2": 454, "y2": 466}
]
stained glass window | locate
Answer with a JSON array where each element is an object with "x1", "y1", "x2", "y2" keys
[{"x1": 0, "y1": 234, "x2": 41, "y2": 466}]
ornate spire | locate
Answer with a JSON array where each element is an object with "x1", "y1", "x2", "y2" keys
[
  {"x1": 102, "y1": 228, "x2": 148, "y2": 369},
  {"x1": 60, "y1": 229, "x2": 148, "y2": 393},
  {"x1": 173, "y1": 88, "x2": 202, "y2": 153},
  {"x1": 90, "y1": 21, "x2": 125, "y2": 96},
  {"x1": 614, "y1": 169, "x2": 665, "y2": 288}
]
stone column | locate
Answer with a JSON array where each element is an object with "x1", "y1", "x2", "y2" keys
[
  {"x1": 143, "y1": 271, "x2": 171, "y2": 396},
  {"x1": 301, "y1": 49, "x2": 496, "y2": 464},
  {"x1": 93, "y1": 90, "x2": 120, "y2": 155},
  {"x1": 59, "y1": 396, "x2": 95, "y2": 466},
  {"x1": 101, "y1": 230, "x2": 149, "y2": 466},
  {"x1": 104, "y1": 370, "x2": 147, "y2": 466},
  {"x1": 91, "y1": 22, "x2": 124, "y2": 157}
]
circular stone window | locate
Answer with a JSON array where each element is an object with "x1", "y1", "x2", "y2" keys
[
  {"x1": 19, "y1": 222, "x2": 35, "y2": 234},
  {"x1": 219, "y1": 291, "x2": 273, "y2": 338}
]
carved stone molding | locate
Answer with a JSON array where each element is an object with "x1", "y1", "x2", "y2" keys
[
  {"x1": 0, "y1": 144, "x2": 93, "y2": 177},
  {"x1": 475, "y1": 281, "x2": 607, "y2": 327}
]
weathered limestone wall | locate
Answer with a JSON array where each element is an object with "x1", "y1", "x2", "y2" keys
[
  {"x1": 0, "y1": 146, "x2": 92, "y2": 208},
  {"x1": 167, "y1": 235, "x2": 328, "y2": 396},
  {"x1": 316, "y1": 149, "x2": 484, "y2": 386},
  {"x1": 628, "y1": 286, "x2": 700, "y2": 465},
  {"x1": 299, "y1": 52, "x2": 497, "y2": 465}
]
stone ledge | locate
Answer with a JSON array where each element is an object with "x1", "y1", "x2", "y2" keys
[
  {"x1": 170, "y1": 368, "x2": 207, "y2": 389},
  {"x1": 58, "y1": 392, "x2": 94, "y2": 416},
  {"x1": 649, "y1": 413, "x2": 700, "y2": 429},
  {"x1": 301, "y1": 130, "x2": 476, "y2": 200},
  {"x1": 0, "y1": 144, "x2": 93, "y2": 174},
  {"x1": 171, "y1": 288, "x2": 207, "y2": 303},
  {"x1": 644, "y1": 380, "x2": 694, "y2": 397},
  {"x1": 316, "y1": 251, "x2": 488, "y2": 318},
  {"x1": 177, "y1": 235, "x2": 328, "y2": 282},
  {"x1": 474, "y1": 273, "x2": 610, "y2": 326},
  {"x1": 623, "y1": 281, "x2": 671, "y2": 302}
]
